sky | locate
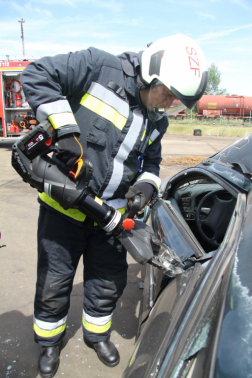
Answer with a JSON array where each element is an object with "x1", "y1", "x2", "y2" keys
[{"x1": 0, "y1": 0, "x2": 251, "y2": 96}]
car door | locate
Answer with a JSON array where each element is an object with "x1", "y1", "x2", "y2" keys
[{"x1": 122, "y1": 168, "x2": 245, "y2": 378}]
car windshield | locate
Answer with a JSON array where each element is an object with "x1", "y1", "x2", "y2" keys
[{"x1": 211, "y1": 133, "x2": 252, "y2": 173}]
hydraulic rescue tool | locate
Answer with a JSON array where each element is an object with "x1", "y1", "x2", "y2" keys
[{"x1": 11, "y1": 121, "x2": 184, "y2": 277}]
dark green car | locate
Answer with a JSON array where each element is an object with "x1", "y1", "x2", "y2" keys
[{"x1": 123, "y1": 133, "x2": 252, "y2": 378}]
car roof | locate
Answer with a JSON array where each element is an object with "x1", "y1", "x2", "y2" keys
[{"x1": 197, "y1": 133, "x2": 252, "y2": 193}]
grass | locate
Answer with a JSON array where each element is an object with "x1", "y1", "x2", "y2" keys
[
  {"x1": 170, "y1": 116, "x2": 251, "y2": 126},
  {"x1": 167, "y1": 123, "x2": 252, "y2": 137}
]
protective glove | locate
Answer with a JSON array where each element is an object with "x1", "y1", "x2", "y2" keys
[
  {"x1": 55, "y1": 133, "x2": 86, "y2": 180},
  {"x1": 125, "y1": 182, "x2": 154, "y2": 210}
]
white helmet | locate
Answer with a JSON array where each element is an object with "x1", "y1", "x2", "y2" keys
[{"x1": 140, "y1": 34, "x2": 208, "y2": 121}]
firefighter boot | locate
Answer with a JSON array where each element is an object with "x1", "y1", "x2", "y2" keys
[
  {"x1": 84, "y1": 337, "x2": 120, "y2": 367},
  {"x1": 38, "y1": 342, "x2": 61, "y2": 378}
]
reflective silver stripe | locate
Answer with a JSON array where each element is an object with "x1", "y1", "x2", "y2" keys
[
  {"x1": 36, "y1": 100, "x2": 72, "y2": 122},
  {"x1": 103, "y1": 198, "x2": 127, "y2": 209},
  {"x1": 88, "y1": 82, "x2": 129, "y2": 119},
  {"x1": 44, "y1": 182, "x2": 51, "y2": 197},
  {"x1": 102, "y1": 109, "x2": 144, "y2": 199},
  {"x1": 136, "y1": 171, "x2": 161, "y2": 189},
  {"x1": 150, "y1": 129, "x2": 160, "y2": 142},
  {"x1": 33, "y1": 315, "x2": 67, "y2": 330},
  {"x1": 102, "y1": 210, "x2": 121, "y2": 233},
  {"x1": 82, "y1": 309, "x2": 112, "y2": 326}
]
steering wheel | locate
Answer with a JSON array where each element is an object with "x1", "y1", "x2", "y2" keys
[{"x1": 195, "y1": 190, "x2": 236, "y2": 248}]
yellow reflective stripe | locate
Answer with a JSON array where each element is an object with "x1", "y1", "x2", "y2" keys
[
  {"x1": 230, "y1": 296, "x2": 234, "y2": 309},
  {"x1": 82, "y1": 317, "x2": 111, "y2": 333},
  {"x1": 39, "y1": 193, "x2": 86, "y2": 222},
  {"x1": 48, "y1": 112, "x2": 77, "y2": 129},
  {"x1": 93, "y1": 196, "x2": 103, "y2": 224},
  {"x1": 33, "y1": 322, "x2": 66, "y2": 338},
  {"x1": 80, "y1": 94, "x2": 127, "y2": 130},
  {"x1": 129, "y1": 343, "x2": 140, "y2": 367},
  {"x1": 118, "y1": 207, "x2": 126, "y2": 215},
  {"x1": 148, "y1": 139, "x2": 152, "y2": 145},
  {"x1": 94, "y1": 196, "x2": 103, "y2": 206},
  {"x1": 141, "y1": 129, "x2": 146, "y2": 142}
]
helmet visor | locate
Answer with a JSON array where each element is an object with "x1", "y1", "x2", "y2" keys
[
  {"x1": 165, "y1": 99, "x2": 187, "y2": 116},
  {"x1": 147, "y1": 81, "x2": 186, "y2": 121}
]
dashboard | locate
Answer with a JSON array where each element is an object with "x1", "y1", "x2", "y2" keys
[{"x1": 173, "y1": 182, "x2": 223, "y2": 222}]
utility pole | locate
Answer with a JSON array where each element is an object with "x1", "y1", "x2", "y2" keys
[{"x1": 18, "y1": 18, "x2": 25, "y2": 58}]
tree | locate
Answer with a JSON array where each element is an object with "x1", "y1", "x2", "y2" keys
[
  {"x1": 191, "y1": 63, "x2": 228, "y2": 113},
  {"x1": 204, "y1": 63, "x2": 228, "y2": 95}
]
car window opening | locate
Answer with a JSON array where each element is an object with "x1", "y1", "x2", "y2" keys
[{"x1": 167, "y1": 174, "x2": 237, "y2": 253}]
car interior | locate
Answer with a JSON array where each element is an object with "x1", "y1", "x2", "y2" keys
[{"x1": 162, "y1": 175, "x2": 237, "y2": 253}]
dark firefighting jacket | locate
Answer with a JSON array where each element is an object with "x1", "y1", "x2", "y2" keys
[{"x1": 21, "y1": 48, "x2": 168, "y2": 222}]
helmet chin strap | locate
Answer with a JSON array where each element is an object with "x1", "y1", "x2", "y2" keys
[
  {"x1": 135, "y1": 79, "x2": 150, "y2": 113},
  {"x1": 135, "y1": 81, "x2": 165, "y2": 122},
  {"x1": 135, "y1": 52, "x2": 151, "y2": 112}
]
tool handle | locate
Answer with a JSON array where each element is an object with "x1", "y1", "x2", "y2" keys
[{"x1": 127, "y1": 195, "x2": 141, "y2": 219}]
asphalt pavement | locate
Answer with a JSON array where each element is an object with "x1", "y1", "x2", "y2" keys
[{"x1": 0, "y1": 133, "x2": 239, "y2": 378}]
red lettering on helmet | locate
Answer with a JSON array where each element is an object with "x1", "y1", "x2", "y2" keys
[
  {"x1": 190, "y1": 67, "x2": 200, "y2": 77},
  {"x1": 186, "y1": 46, "x2": 200, "y2": 77},
  {"x1": 188, "y1": 56, "x2": 199, "y2": 67},
  {"x1": 186, "y1": 47, "x2": 197, "y2": 55}
]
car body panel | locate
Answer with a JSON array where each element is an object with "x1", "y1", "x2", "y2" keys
[
  {"x1": 122, "y1": 133, "x2": 252, "y2": 378},
  {"x1": 122, "y1": 264, "x2": 204, "y2": 378},
  {"x1": 198, "y1": 161, "x2": 252, "y2": 193},
  {"x1": 198, "y1": 132, "x2": 252, "y2": 193},
  {"x1": 123, "y1": 193, "x2": 247, "y2": 378},
  {"x1": 215, "y1": 187, "x2": 252, "y2": 378},
  {"x1": 210, "y1": 133, "x2": 252, "y2": 174},
  {"x1": 158, "y1": 193, "x2": 246, "y2": 378}
]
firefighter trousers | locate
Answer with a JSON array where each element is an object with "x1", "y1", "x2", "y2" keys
[{"x1": 33, "y1": 205, "x2": 128, "y2": 346}]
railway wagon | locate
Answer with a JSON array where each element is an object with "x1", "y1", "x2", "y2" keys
[{"x1": 197, "y1": 95, "x2": 252, "y2": 121}]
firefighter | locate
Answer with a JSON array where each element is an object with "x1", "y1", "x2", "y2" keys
[{"x1": 20, "y1": 34, "x2": 208, "y2": 377}]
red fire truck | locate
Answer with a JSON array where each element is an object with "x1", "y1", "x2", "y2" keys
[{"x1": 0, "y1": 59, "x2": 38, "y2": 139}]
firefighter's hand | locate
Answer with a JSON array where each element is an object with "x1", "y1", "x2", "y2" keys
[
  {"x1": 125, "y1": 182, "x2": 154, "y2": 210},
  {"x1": 55, "y1": 133, "x2": 86, "y2": 180}
]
